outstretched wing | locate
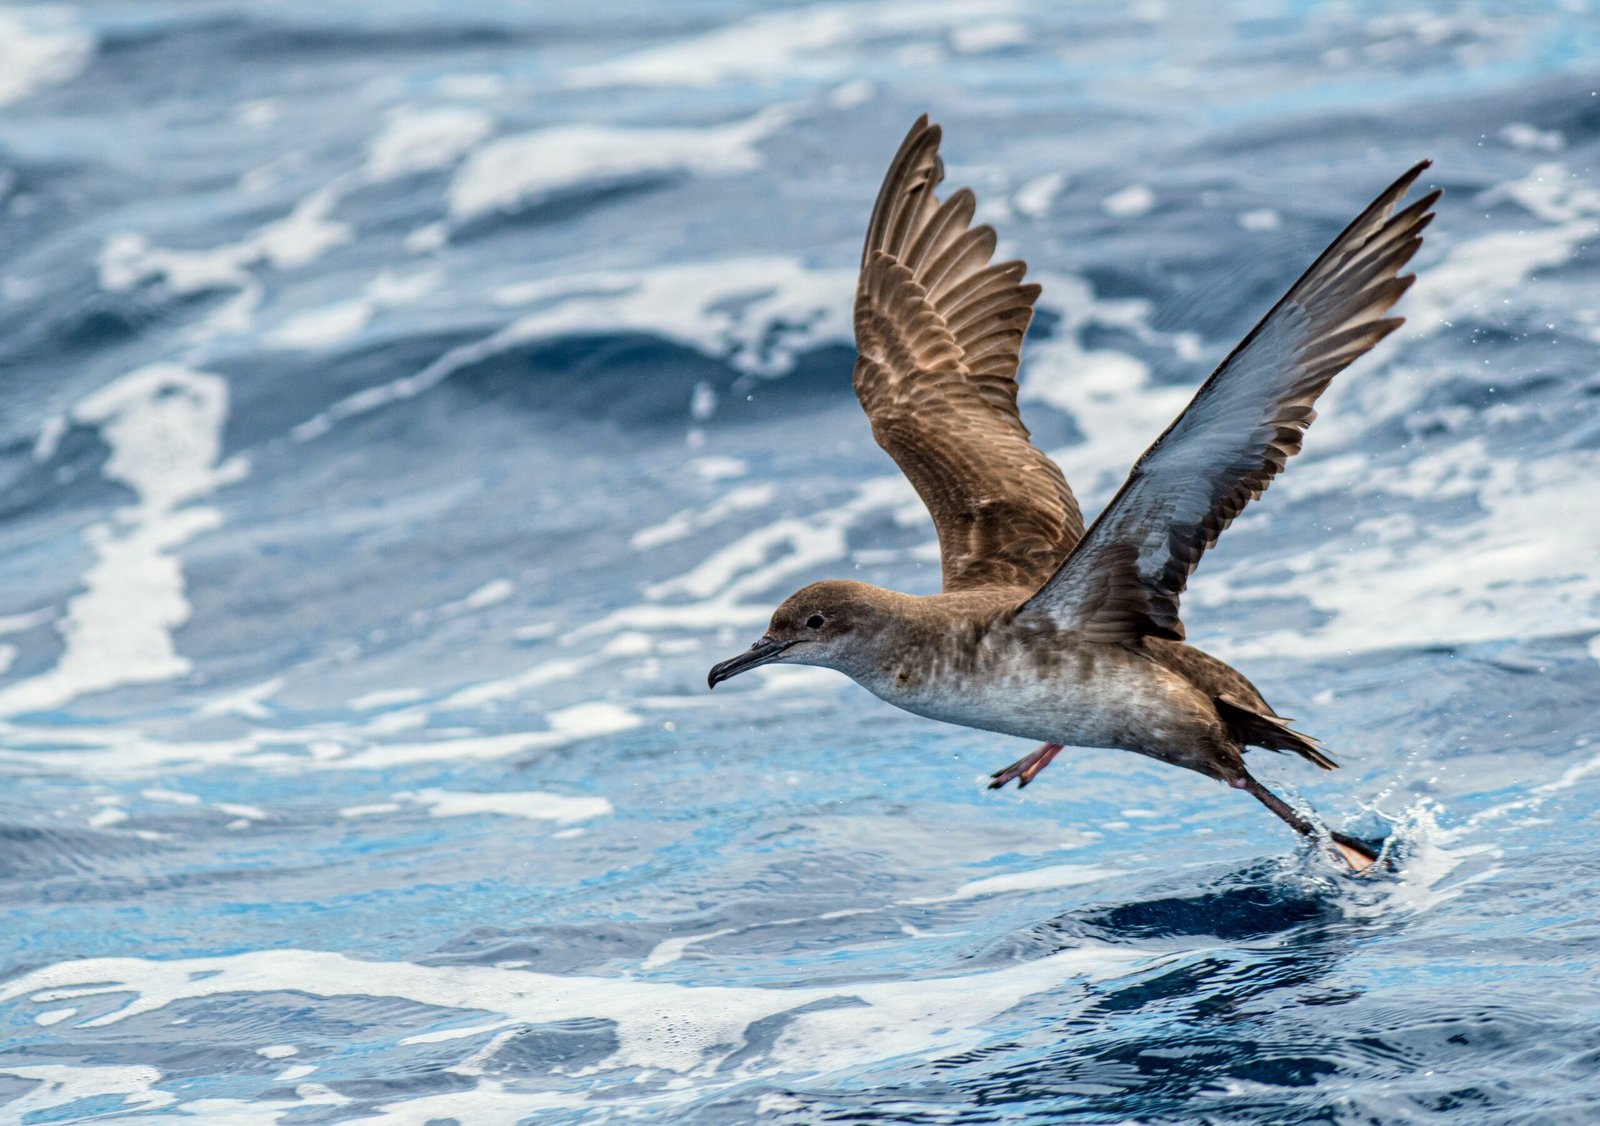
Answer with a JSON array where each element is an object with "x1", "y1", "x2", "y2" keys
[
  {"x1": 853, "y1": 116, "x2": 1084, "y2": 592},
  {"x1": 1022, "y1": 161, "x2": 1439, "y2": 641}
]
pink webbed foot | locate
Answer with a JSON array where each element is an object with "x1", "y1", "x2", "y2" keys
[{"x1": 988, "y1": 743, "x2": 1065, "y2": 790}]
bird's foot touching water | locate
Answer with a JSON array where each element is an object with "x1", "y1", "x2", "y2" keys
[
  {"x1": 989, "y1": 743, "x2": 1065, "y2": 789},
  {"x1": 1328, "y1": 830, "x2": 1383, "y2": 874},
  {"x1": 1232, "y1": 774, "x2": 1382, "y2": 874}
]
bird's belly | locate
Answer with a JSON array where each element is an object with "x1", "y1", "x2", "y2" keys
[{"x1": 885, "y1": 659, "x2": 1189, "y2": 751}]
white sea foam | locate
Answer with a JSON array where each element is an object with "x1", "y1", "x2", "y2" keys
[
  {"x1": 1210, "y1": 440, "x2": 1600, "y2": 658},
  {"x1": 0, "y1": 941, "x2": 1153, "y2": 1082},
  {"x1": 366, "y1": 106, "x2": 495, "y2": 181},
  {"x1": 827, "y1": 78, "x2": 874, "y2": 108},
  {"x1": 0, "y1": 1064, "x2": 173, "y2": 1119},
  {"x1": 1340, "y1": 801, "x2": 1501, "y2": 919},
  {"x1": 1238, "y1": 208, "x2": 1281, "y2": 231},
  {"x1": 401, "y1": 788, "x2": 613, "y2": 824},
  {"x1": 271, "y1": 299, "x2": 371, "y2": 349},
  {"x1": 1408, "y1": 162, "x2": 1600, "y2": 335},
  {"x1": 232, "y1": 98, "x2": 279, "y2": 127},
  {"x1": 102, "y1": 189, "x2": 352, "y2": 295},
  {"x1": 1013, "y1": 171, "x2": 1066, "y2": 219},
  {"x1": 141, "y1": 788, "x2": 201, "y2": 806},
  {"x1": 1019, "y1": 271, "x2": 1183, "y2": 506},
  {"x1": 0, "y1": 365, "x2": 244, "y2": 716},
  {"x1": 348, "y1": 687, "x2": 425, "y2": 711},
  {"x1": 1499, "y1": 122, "x2": 1563, "y2": 151},
  {"x1": 942, "y1": 863, "x2": 1121, "y2": 900},
  {"x1": 631, "y1": 484, "x2": 776, "y2": 550},
  {"x1": 369, "y1": 1081, "x2": 581, "y2": 1125},
  {"x1": 0, "y1": 8, "x2": 94, "y2": 107},
  {"x1": 434, "y1": 578, "x2": 515, "y2": 617},
  {"x1": 568, "y1": 1, "x2": 1014, "y2": 89},
  {"x1": 0, "y1": 607, "x2": 53, "y2": 635},
  {"x1": 197, "y1": 677, "x2": 283, "y2": 719},
  {"x1": 690, "y1": 456, "x2": 747, "y2": 480},
  {"x1": 464, "y1": 579, "x2": 514, "y2": 609},
  {"x1": 447, "y1": 105, "x2": 794, "y2": 222},
  {"x1": 216, "y1": 802, "x2": 267, "y2": 821},
  {"x1": 285, "y1": 702, "x2": 643, "y2": 772},
  {"x1": 0, "y1": 700, "x2": 640, "y2": 778},
  {"x1": 439, "y1": 654, "x2": 598, "y2": 710},
  {"x1": 270, "y1": 268, "x2": 439, "y2": 351},
  {"x1": 99, "y1": 187, "x2": 353, "y2": 345},
  {"x1": 1103, "y1": 184, "x2": 1155, "y2": 217},
  {"x1": 646, "y1": 475, "x2": 912, "y2": 605},
  {"x1": 439, "y1": 633, "x2": 651, "y2": 711},
  {"x1": 951, "y1": 20, "x2": 1028, "y2": 53},
  {"x1": 340, "y1": 802, "x2": 401, "y2": 818},
  {"x1": 566, "y1": 475, "x2": 917, "y2": 648},
  {"x1": 87, "y1": 806, "x2": 127, "y2": 828},
  {"x1": 641, "y1": 927, "x2": 742, "y2": 970}
]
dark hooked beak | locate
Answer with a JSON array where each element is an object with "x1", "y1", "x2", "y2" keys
[{"x1": 707, "y1": 636, "x2": 794, "y2": 689}]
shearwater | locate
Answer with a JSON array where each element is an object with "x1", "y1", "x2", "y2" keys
[{"x1": 708, "y1": 116, "x2": 1437, "y2": 873}]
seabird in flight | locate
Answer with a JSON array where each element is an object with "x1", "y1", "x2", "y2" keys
[{"x1": 709, "y1": 116, "x2": 1437, "y2": 873}]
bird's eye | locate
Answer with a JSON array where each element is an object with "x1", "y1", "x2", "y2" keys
[{"x1": 806, "y1": 613, "x2": 826, "y2": 630}]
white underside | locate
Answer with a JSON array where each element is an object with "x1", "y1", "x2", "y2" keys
[{"x1": 857, "y1": 644, "x2": 1203, "y2": 753}]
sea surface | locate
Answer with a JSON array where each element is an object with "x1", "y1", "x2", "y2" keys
[{"x1": 1, "y1": 1, "x2": 1599, "y2": 1122}]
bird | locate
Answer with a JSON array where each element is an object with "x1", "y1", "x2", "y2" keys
[{"x1": 707, "y1": 116, "x2": 1437, "y2": 872}]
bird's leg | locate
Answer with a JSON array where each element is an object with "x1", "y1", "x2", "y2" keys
[
  {"x1": 1232, "y1": 772, "x2": 1380, "y2": 873},
  {"x1": 989, "y1": 743, "x2": 1065, "y2": 790}
]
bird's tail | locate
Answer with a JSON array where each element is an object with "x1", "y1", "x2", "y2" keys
[{"x1": 1214, "y1": 694, "x2": 1339, "y2": 771}]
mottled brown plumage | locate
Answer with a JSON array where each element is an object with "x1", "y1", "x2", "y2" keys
[
  {"x1": 854, "y1": 115, "x2": 1083, "y2": 592},
  {"x1": 709, "y1": 116, "x2": 1439, "y2": 873}
]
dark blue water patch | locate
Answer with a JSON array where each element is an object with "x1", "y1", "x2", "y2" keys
[
  {"x1": 725, "y1": 347, "x2": 863, "y2": 423},
  {"x1": 1010, "y1": 397, "x2": 1085, "y2": 456},
  {"x1": 436, "y1": 334, "x2": 858, "y2": 429},
  {"x1": 238, "y1": 15, "x2": 526, "y2": 57},
  {"x1": 448, "y1": 175, "x2": 692, "y2": 241},
  {"x1": 0, "y1": 272, "x2": 157, "y2": 385},
  {"x1": 86, "y1": 12, "x2": 517, "y2": 112},
  {"x1": 1366, "y1": 633, "x2": 1600, "y2": 765},
  {"x1": 0, "y1": 422, "x2": 122, "y2": 522},
  {"x1": 224, "y1": 327, "x2": 488, "y2": 446},
  {"x1": 1479, "y1": 72, "x2": 1600, "y2": 148},
  {"x1": 328, "y1": 172, "x2": 462, "y2": 240},
  {"x1": 1079, "y1": 878, "x2": 1343, "y2": 946},
  {"x1": 449, "y1": 332, "x2": 740, "y2": 425},
  {"x1": 0, "y1": 823, "x2": 167, "y2": 885}
]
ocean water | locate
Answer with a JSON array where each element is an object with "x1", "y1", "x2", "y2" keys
[{"x1": 1, "y1": 0, "x2": 1599, "y2": 1121}]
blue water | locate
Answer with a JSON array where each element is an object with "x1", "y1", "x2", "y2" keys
[{"x1": 1, "y1": 1, "x2": 1599, "y2": 1121}]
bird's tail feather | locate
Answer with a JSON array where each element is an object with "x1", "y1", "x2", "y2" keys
[{"x1": 1214, "y1": 694, "x2": 1339, "y2": 771}]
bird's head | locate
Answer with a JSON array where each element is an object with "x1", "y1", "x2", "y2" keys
[{"x1": 707, "y1": 580, "x2": 899, "y2": 688}]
